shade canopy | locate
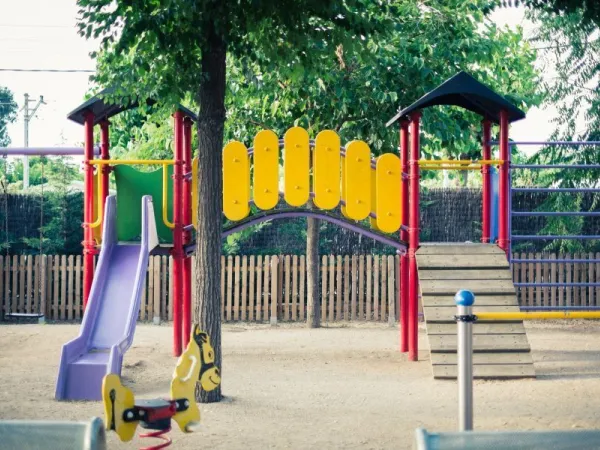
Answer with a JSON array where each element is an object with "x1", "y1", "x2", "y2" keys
[
  {"x1": 67, "y1": 88, "x2": 197, "y2": 125},
  {"x1": 386, "y1": 71, "x2": 526, "y2": 127}
]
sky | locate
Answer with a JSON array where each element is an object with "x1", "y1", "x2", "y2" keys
[{"x1": 0, "y1": 1, "x2": 557, "y2": 151}]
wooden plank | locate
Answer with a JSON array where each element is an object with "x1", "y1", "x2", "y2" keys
[
  {"x1": 358, "y1": 255, "x2": 365, "y2": 320},
  {"x1": 417, "y1": 254, "x2": 509, "y2": 269},
  {"x1": 52, "y1": 256, "x2": 59, "y2": 319},
  {"x1": 278, "y1": 254, "x2": 284, "y2": 319},
  {"x1": 551, "y1": 253, "x2": 557, "y2": 308},
  {"x1": 26, "y1": 256, "x2": 33, "y2": 314},
  {"x1": 512, "y1": 254, "x2": 519, "y2": 305},
  {"x1": 336, "y1": 255, "x2": 342, "y2": 320},
  {"x1": 387, "y1": 255, "x2": 395, "y2": 325},
  {"x1": 40, "y1": 255, "x2": 47, "y2": 319},
  {"x1": 256, "y1": 255, "x2": 263, "y2": 321},
  {"x1": 433, "y1": 364, "x2": 535, "y2": 379},
  {"x1": 431, "y1": 352, "x2": 533, "y2": 365},
  {"x1": 60, "y1": 255, "x2": 67, "y2": 320},
  {"x1": 18, "y1": 256, "x2": 24, "y2": 314},
  {"x1": 566, "y1": 253, "x2": 572, "y2": 306},
  {"x1": 153, "y1": 256, "x2": 160, "y2": 323},
  {"x1": 536, "y1": 253, "x2": 542, "y2": 307},
  {"x1": 284, "y1": 255, "x2": 291, "y2": 321},
  {"x1": 329, "y1": 255, "x2": 335, "y2": 321},
  {"x1": 299, "y1": 255, "x2": 305, "y2": 321},
  {"x1": 47, "y1": 256, "x2": 54, "y2": 320},
  {"x1": 426, "y1": 322, "x2": 526, "y2": 335},
  {"x1": 418, "y1": 269, "x2": 512, "y2": 280},
  {"x1": 519, "y1": 252, "x2": 526, "y2": 307},
  {"x1": 147, "y1": 258, "x2": 154, "y2": 320},
  {"x1": 234, "y1": 255, "x2": 240, "y2": 321},
  {"x1": 420, "y1": 279, "x2": 515, "y2": 295},
  {"x1": 270, "y1": 256, "x2": 278, "y2": 324},
  {"x1": 543, "y1": 256, "x2": 550, "y2": 307},
  {"x1": 248, "y1": 256, "x2": 255, "y2": 321},
  {"x1": 574, "y1": 252, "x2": 580, "y2": 306},
  {"x1": 263, "y1": 256, "x2": 270, "y2": 322},
  {"x1": 596, "y1": 252, "x2": 600, "y2": 308},
  {"x1": 66, "y1": 256, "x2": 74, "y2": 320},
  {"x1": 168, "y1": 257, "x2": 174, "y2": 321},
  {"x1": 343, "y1": 255, "x2": 350, "y2": 321},
  {"x1": 418, "y1": 244, "x2": 505, "y2": 255},
  {"x1": 292, "y1": 255, "x2": 298, "y2": 321},
  {"x1": 589, "y1": 253, "x2": 594, "y2": 307},
  {"x1": 351, "y1": 255, "x2": 357, "y2": 320},
  {"x1": 380, "y1": 256, "x2": 387, "y2": 322},
  {"x1": 226, "y1": 256, "x2": 233, "y2": 321},
  {"x1": 558, "y1": 253, "x2": 565, "y2": 307},
  {"x1": 373, "y1": 255, "x2": 379, "y2": 321},
  {"x1": 429, "y1": 334, "x2": 531, "y2": 352},
  {"x1": 3, "y1": 256, "x2": 9, "y2": 316},
  {"x1": 241, "y1": 256, "x2": 248, "y2": 321},
  {"x1": 0, "y1": 256, "x2": 3, "y2": 319},
  {"x1": 220, "y1": 255, "x2": 225, "y2": 320},
  {"x1": 161, "y1": 256, "x2": 168, "y2": 320},
  {"x1": 321, "y1": 255, "x2": 327, "y2": 322},
  {"x1": 424, "y1": 305, "x2": 521, "y2": 323},
  {"x1": 366, "y1": 255, "x2": 372, "y2": 321}
]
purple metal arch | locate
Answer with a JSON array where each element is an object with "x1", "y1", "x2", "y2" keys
[{"x1": 222, "y1": 211, "x2": 407, "y2": 251}]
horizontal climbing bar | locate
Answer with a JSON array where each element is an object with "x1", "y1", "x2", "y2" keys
[
  {"x1": 490, "y1": 141, "x2": 600, "y2": 146},
  {"x1": 0, "y1": 146, "x2": 100, "y2": 156},
  {"x1": 420, "y1": 166, "x2": 482, "y2": 171},
  {"x1": 521, "y1": 306, "x2": 600, "y2": 311},
  {"x1": 511, "y1": 187, "x2": 600, "y2": 193},
  {"x1": 476, "y1": 311, "x2": 600, "y2": 320},
  {"x1": 511, "y1": 258, "x2": 600, "y2": 263},
  {"x1": 514, "y1": 282, "x2": 600, "y2": 287},
  {"x1": 512, "y1": 164, "x2": 600, "y2": 169},
  {"x1": 512, "y1": 211, "x2": 600, "y2": 217},
  {"x1": 512, "y1": 235, "x2": 600, "y2": 240},
  {"x1": 418, "y1": 159, "x2": 503, "y2": 165},
  {"x1": 88, "y1": 159, "x2": 175, "y2": 165}
]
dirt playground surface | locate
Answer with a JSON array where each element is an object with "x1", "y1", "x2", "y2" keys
[{"x1": 1, "y1": 321, "x2": 600, "y2": 449}]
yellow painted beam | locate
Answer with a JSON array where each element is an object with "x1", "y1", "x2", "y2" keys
[
  {"x1": 89, "y1": 159, "x2": 174, "y2": 165},
  {"x1": 420, "y1": 166, "x2": 482, "y2": 171},
  {"x1": 223, "y1": 141, "x2": 250, "y2": 221},
  {"x1": 344, "y1": 140, "x2": 371, "y2": 220},
  {"x1": 253, "y1": 130, "x2": 280, "y2": 210},
  {"x1": 375, "y1": 153, "x2": 402, "y2": 233},
  {"x1": 418, "y1": 159, "x2": 503, "y2": 166},
  {"x1": 284, "y1": 127, "x2": 310, "y2": 207},
  {"x1": 476, "y1": 311, "x2": 600, "y2": 320},
  {"x1": 313, "y1": 130, "x2": 341, "y2": 210}
]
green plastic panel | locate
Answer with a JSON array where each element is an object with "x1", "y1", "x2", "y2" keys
[{"x1": 114, "y1": 165, "x2": 174, "y2": 243}]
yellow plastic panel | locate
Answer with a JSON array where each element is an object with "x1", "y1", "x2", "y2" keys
[
  {"x1": 313, "y1": 130, "x2": 341, "y2": 210},
  {"x1": 192, "y1": 157, "x2": 198, "y2": 228},
  {"x1": 344, "y1": 140, "x2": 371, "y2": 220},
  {"x1": 376, "y1": 153, "x2": 402, "y2": 233},
  {"x1": 223, "y1": 141, "x2": 250, "y2": 221},
  {"x1": 102, "y1": 374, "x2": 136, "y2": 442},
  {"x1": 284, "y1": 127, "x2": 310, "y2": 207},
  {"x1": 369, "y1": 165, "x2": 379, "y2": 230},
  {"x1": 253, "y1": 130, "x2": 280, "y2": 210}
]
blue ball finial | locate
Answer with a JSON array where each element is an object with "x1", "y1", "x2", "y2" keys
[{"x1": 455, "y1": 289, "x2": 475, "y2": 306}]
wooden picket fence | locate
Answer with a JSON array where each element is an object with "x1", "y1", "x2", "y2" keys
[{"x1": 1, "y1": 252, "x2": 599, "y2": 322}]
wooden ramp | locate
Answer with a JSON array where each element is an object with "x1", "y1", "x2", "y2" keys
[{"x1": 417, "y1": 243, "x2": 535, "y2": 380}]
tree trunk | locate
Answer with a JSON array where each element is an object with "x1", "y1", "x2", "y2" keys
[
  {"x1": 306, "y1": 216, "x2": 320, "y2": 328},
  {"x1": 194, "y1": 26, "x2": 227, "y2": 403}
]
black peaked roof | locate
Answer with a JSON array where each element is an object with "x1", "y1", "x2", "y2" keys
[
  {"x1": 67, "y1": 87, "x2": 197, "y2": 125},
  {"x1": 386, "y1": 71, "x2": 526, "y2": 127}
]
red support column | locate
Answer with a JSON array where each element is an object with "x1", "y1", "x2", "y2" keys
[
  {"x1": 481, "y1": 119, "x2": 491, "y2": 244},
  {"x1": 100, "y1": 120, "x2": 110, "y2": 233},
  {"x1": 182, "y1": 117, "x2": 193, "y2": 348},
  {"x1": 82, "y1": 111, "x2": 95, "y2": 310},
  {"x1": 408, "y1": 112, "x2": 421, "y2": 362},
  {"x1": 498, "y1": 110, "x2": 509, "y2": 256},
  {"x1": 399, "y1": 119, "x2": 410, "y2": 353},
  {"x1": 172, "y1": 111, "x2": 185, "y2": 356}
]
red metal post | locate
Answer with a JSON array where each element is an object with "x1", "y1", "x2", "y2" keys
[
  {"x1": 498, "y1": 110, "x2": 509, "y2": 256},
  {"x1": 82, "y1": 111, "x2": 95, "y2": 310},
  {"x1": 172, "y1": 111, "x2": 184, "y2": 356},
  {"x1": 408, "y1": 112, "x2": 421, "y2": 362},
  {"x1": 481, "y1": 119, "x2": 491, "y2": 244},
  {"x1": 100, "y1": 120, "x2": 110, "y2": 232},
  {"x1": 399, "y1": 119, "x2": 410, "y2": 353},
  {"x1": 182, "y1": 117, "x2": 193, "y2": 349}
]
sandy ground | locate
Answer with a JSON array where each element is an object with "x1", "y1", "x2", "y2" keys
[{"x1": 1, "y1": 321, "x2": 600, "y2": 449}]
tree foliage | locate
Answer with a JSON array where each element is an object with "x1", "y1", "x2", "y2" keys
[{"x1": 0, "y1": 86, "x2": 18, "y2": 148}]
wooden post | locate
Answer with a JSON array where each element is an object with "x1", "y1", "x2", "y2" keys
[
  {"x1": 249, "y1": 256, "x2": 255, "y2": 321},
  {"x1": 241, "y1": 256, "x2": 248, "y2": 321},
  {"x1": 270, "y1": 256, "x2": 278, "y2": 325},
  {"x1": 351, "y1": 255, "x2": 357, "y2": 321}
]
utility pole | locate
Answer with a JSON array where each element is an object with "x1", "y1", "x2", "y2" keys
[{"x1": 23, "y1": 93, "x2": 45, "y2": 189}]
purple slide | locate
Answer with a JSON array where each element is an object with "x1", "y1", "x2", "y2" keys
[{"x1": 55, "y1": 195, "x2": 158, "y2": 401}]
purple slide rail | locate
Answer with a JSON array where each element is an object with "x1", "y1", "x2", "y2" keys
[{"x1": 55, "y1": 195, "x2": 158, "y2": 401}]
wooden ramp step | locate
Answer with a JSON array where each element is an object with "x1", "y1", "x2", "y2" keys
[{"x1": 417, "y1": 243, "x2": 535, "y2": 380}]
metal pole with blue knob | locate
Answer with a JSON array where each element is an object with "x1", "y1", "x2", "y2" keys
[{"x1": 455, "y1": 289, "x2": 475, "y2": 431}]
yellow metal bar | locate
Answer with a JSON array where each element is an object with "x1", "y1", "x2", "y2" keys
[
  {"x1": 89, "y1": 159, "x2": 175, "y2": 166},
  {"x1": 162, "y1": 165, "x2": 174, "y2": 229},
  {"x1": 88, "y1": 168, "x2": 104, "y2": 229},
  {"x1": 420, "y1": 166, "x2": 482, "y2": 171},
  {"x1": 476, "y1": 311, "x2": 600, "y2": 321},
  {"x1": 418, "y1": 159, "x2": 503, "y2": 166}
]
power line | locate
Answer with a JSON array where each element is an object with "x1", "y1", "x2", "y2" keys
[{"x1": 0, "y1": 68, "x2": 95, "y2": 73}]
